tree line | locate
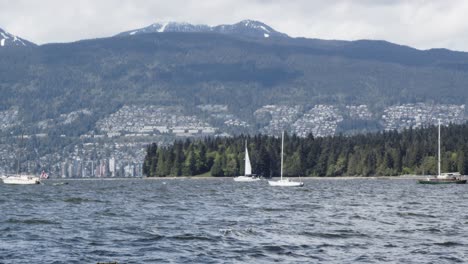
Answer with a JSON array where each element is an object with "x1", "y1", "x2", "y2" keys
[{"x1": 143, "y1": 123, "x2": 468, "y2": 177}]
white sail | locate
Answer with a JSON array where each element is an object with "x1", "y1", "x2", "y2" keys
[
  {"x1": 245, "y1": 143, "x2": 252, "y2": 176},
  {"x1": 234, "y1": 140, "x2": 260, "y2": 182}
]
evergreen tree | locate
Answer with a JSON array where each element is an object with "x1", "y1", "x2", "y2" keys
[
  {"x1": 143, "y1": 123, "x2": 468, "y2": 177},
  {"x1": 155, "y1": 150, "x2": 166, "y2": 177},
  {"x1": 211, "y1": 154, "x2": 224, "y2": 176},
  {"x1": 186, "y1": 149, "x2": 197, "y2": 176}
]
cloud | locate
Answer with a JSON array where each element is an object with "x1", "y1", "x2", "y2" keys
[{"x1": 0, "y1": 0, "x2": 468, "y2": 51}]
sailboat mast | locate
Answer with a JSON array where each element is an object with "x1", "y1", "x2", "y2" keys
[
  {"x1": 16, "y1": 133, "x2": 24, "y2": 175},
  {"x1": 281, "y1": 131, "x2": 284, "y2": 180},
  {"x1": 438, "y1": 119, "x2": 441, "y2": 176}
]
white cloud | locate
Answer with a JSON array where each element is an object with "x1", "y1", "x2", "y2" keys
[{"x1": 0, "y1": 0, "x2": 468, "y2": 51}]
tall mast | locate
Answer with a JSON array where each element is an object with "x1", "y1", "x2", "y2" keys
[
  {"x1": 281, "y1": 131, "x2": 284, "y2": 180},
  {"x1": 17, "y1": 133, "x2": 24, "y2": 175},
  {"x1": 438, "y1": 119, "x2": 441, "y2": 176}
]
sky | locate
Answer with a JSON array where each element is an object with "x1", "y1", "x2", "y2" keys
[{"x1": 1, "y1": 0, "x2": 468, "y2": 51}]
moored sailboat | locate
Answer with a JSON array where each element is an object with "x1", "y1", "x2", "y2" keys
[
  {"x1": 2, "y1": 174, "x2": 40, "y2": 185},
  {"x1": 268, "y1": 131, "x2": 304, "y2": 187},
  {"x1": 234, "y1": 140, "x2": 260, "y2": 182},
  {"x1": 1, "y1": 134, "x2": 41, "y2": 185},
  {"x1": 418, "y1": 120, "x2": 466, "y2": 184}
]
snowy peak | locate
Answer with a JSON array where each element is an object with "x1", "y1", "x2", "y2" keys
[
  {"x1": 214, "y1": 20, "x2": 288, "y2": 38},
  {"x1": 122, "y1": 22, "x2": 212, "y2": 36},
  {"x1": 116, "y1": 20, "x2": 288, "y2": 39},
  {"x1": 0, "y1": 28, "x2": 35, "y2": 47}
]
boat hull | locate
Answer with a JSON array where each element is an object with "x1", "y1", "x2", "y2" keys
[
  {"x1": 2, "y1": 176, "x2": 41, "y2": 185},
  {"x1": 233, "y1": 176, "x2": 261, "y2": 182},
  {"x1": 268, "y1": 179, "x2": 304, "y2": 187},
  {"x1": 418, "y1": 178, "x2": 466, "y2": 184}
]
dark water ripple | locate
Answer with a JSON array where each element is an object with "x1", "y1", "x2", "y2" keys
[{"x1": 1, "y1": 178, "x2": 468, "y2": 263}]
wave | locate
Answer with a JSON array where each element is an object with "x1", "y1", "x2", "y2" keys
[
  {"x1": 64, "y1": 197, "x2": 105, "y2": 204},
  {"x1": 133, "y1": 235, "x2": 165, "y2": 243},
  {"x1": 301, "y1": 230, "x2": 369, "y2": 239},
  {"x1": 434, "y1": 241, "x2": 464, "y2": 247},
  {"x1": 397, "y1": 212, "x2": 436, "y2": 218},
  {"x1": 169, "y1": 233, "x2": 219, "y2": 242},
  {"x1": 219, "y1": 227, "x2": 258, "y2": 237},
  {"x1": 6, "y1": 218, "x2": 59, "y2": 225},
  {"x1": 418, "y1": 227, "x2": 441, "y2": 233}
]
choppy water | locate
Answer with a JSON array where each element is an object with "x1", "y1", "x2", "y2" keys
[{"x1": 1, "y1": 178, "x2": 467, "y2": 263}]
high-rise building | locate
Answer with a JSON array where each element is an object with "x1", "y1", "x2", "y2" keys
[{"x1": 109, "y1": 157, "x2": 116, "y2": 177}]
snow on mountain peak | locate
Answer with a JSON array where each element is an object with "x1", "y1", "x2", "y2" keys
[
  {"x1": 116, "y1": 20, "x2": 288, "y2": 39},
  {"x1": 214, "y1": 20, "x2": 288, "y2": 38},
  {"x1": 0, "y1": 28, "x2": 35, "y2": 47}
]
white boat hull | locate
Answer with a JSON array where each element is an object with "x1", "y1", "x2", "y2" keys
[
  {"x1": 233, "y1": 176, "x2": 261, "y2": 182},
  {"x1": 2, "y1": 175, "x2": 41, "y2": 185},
  {"x1": 268, "y1": 179, "x2": 304, "y2": 187}
]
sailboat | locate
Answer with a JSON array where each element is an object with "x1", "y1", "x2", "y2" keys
[
  {"x1": 418, "y1": 120, "x2": 466, "y2": 184},
  {"x1": 268, "y1": 131, "x2": 304, "y2": 187},
  {"x1": 234, "y1": 141, "x2": 261, "y2": 182},
  {"x1": 2, "y1": 174, "x2": 41, "y2": 185},
  {"x1": 1, "y1": 134, "x2": 41, "y2": 185}
]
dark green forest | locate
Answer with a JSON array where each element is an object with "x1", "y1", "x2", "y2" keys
[{"x1": 143, "y1": 123, "x2": 468, "y2": 177}]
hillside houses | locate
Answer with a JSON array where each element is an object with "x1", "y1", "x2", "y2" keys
[
  {"x1": 346, "y1": 105, "x2": 373, "y2": 120},
  {"x1": 293, "y1": 105, "x2": 344, "y2": 137},
  {"x1": 96, "y1": 105, "x2": 217, "y2": 137},
  {"x1": 0, "y1": 107, "x2": 19, "y2": 131},
  {"x1": 383, "y1": 103, "x2": 465, "y2": 131},
  {"x1": 255, "y1": 105, "x2": 302, "y2": 135}
]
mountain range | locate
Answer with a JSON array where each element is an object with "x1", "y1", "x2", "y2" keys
[{"x1": 1, "y1": 20, "x2": 468, "y2": 137}]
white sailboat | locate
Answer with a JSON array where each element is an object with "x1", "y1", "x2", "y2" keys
[
  {"x1": 2, "y1": 174, "x2": 40, "y2": 185},
  {"x1": 418, "y1": 119, "x2": 466, "y2": 184},
  {"x1": 268, "y1": 131, "x2": 304, "y2": 187},
  {"x1": 1, "y1": 134, "x2": 41, "y2": 185},
  {"x1": 234, "y1": 141, "x2": 260, "y2": 182}
]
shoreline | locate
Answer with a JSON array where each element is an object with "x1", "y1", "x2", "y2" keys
[{"x1": 45, "y1": 175, "x2": 431, "y2": 181}]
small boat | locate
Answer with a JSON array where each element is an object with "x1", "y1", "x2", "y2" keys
[
  {"x1": 234, "y1": 140, "x2": 261, "y2": 182},
  {"x1": 418, "y1": 120, "x2": 466, "y2": 184},
  {"x1": 418, "y1": 172, "x2": 466, "y2": 184},
  {"x1": 268, "y1": 177, "x2": 305, "y2": 187},
  {"x1": 2, "y1": 174, "x2": 41, "y2": 185},
  {"x1": 1, "y1": 133, "x2": 41, "y2": 185},
  {"x1": 268, "y1": 131, "x2": 304, "y2": 187}
]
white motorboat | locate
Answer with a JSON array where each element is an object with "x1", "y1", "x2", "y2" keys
[
  {"x1": 268, "y1": 131, "x2": 304, "y2": 187},
  {"x1": 234, "y1": 140, "x2": 261, "y2": 182}
]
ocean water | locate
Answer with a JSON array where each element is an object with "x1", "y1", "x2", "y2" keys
[{"x1": 1, "y1": 178, "x2": 467, "y2": 263}]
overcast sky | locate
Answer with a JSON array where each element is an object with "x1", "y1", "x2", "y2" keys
[{"x1": 1, "y1": 0, "x2": 468, "y2": 51}]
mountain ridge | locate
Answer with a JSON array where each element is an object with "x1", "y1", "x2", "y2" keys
[
  {"x1": 116, "y1": 20, "x2": 289, "y2": 39},
  {"x1": 0, "y1": 27, "x2": 36, "y2": 47}
]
